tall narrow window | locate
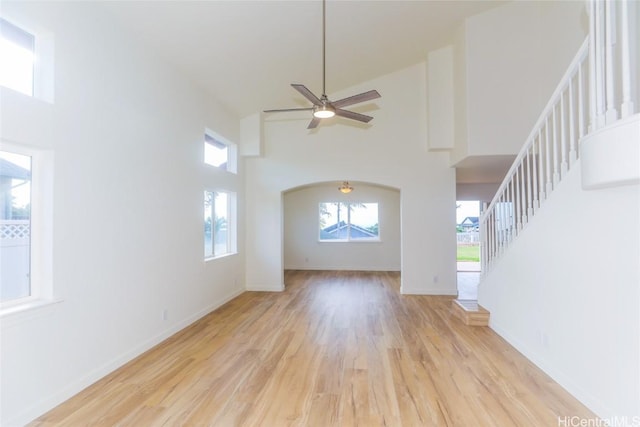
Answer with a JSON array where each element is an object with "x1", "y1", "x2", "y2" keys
[
  {"x1": 204, "y1": 190, "x2": 234, "y2": 258},
  {"x1": 0, "y1": 18, "x2": 35, "y2": 96},
  {"x1": 0, "y1": 150, "x2": 32, "y2": 301},
  {"x1": 319, "y1": 202, "x2": 379, "y2": 242}
]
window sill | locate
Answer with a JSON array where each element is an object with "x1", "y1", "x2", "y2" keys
[
  {"x1": 0, "y1": 297, "x2": 64, "y2": 324},
  {"x1": 204, "y1": 252, "x2": 238, "y2": 262},
  {"x1": 318, "y1": 239, "x2": 382, "y2": 244}
]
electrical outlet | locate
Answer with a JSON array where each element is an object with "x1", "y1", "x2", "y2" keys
[
  {"x1": 433, "y1": 275, "x2": 439, "y2": 283},
  {"x1": 162, "y1": 309, "x2": 168, "y2": 321}
]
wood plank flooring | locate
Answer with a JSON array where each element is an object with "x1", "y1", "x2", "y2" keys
[{"x1": 30, "y1": 270, "x2": 595, "y2": 426}]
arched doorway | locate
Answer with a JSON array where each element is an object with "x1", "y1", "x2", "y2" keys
[{"x1": 283, "y1": 181, "x2": 401, "y2": 273}]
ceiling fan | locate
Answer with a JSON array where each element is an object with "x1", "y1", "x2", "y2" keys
[{"x1": 264, "y1": 0, "x2": 381, "y2": 129}]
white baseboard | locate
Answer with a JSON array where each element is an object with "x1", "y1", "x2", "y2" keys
[
  {"x1": 488, "y1": 318, "x2": 612, "y2": 421},
  {"x1": 9, "y1": 288, "x2": 244, "y2": 427},
  {"x1": 245, "y1": 284, "x2": 285, "y2": 292},
  {"x1": 401, "y1": 286, "x2": 457, "y2": 295}
]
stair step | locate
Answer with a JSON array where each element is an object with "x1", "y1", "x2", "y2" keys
[{"x1": 452, "y1": 299, "x2": 490, "y2": 326}]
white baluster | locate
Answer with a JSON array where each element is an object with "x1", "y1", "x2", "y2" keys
[
  {"x1": 620, "y1": 0, "x2": 635, "y2": 117},
  {"x1": 480, "y1": 236, "x2": 484, "y2": 272},
  {"x1": 545, "y1": 118, "x2": 553, "y2": 195},
  {"x1": 515, "y1": 167, "x2": 521, "y2": 228},
  {"x1": 489, "y1": 211, "x2": 494, "y2": 264},
  {"x1": 578, "y1": 62, "x2": 585, "y2": 142},
  {"x1": 552, "y1": 106, "x2": 560, "y2": 186},
  {"x1": 560, "y1": 90, "x2": 569, "y2": 176},
  {"x1": 595, "y1": 0, "x2": 606, "y2": 128},
  {"x1": 500, "y1": 195, "x2": 506, "y2": 251},
  {"x1": 538, "y1": 129, "x2": 545, "y2": 202},
  {"x1": 526, "y1": 148, "x2": 533, "y2": 217},
  {"x1": 532, "y1": 134, "x2": 539, "y2": 211},
  {"x1": 509, "y1": 180, "x2": 516, "y2": 240},
  {"x1": 588, "y1": 0, "x2": 598, "y2": 132},
  {"x1": 483, "y1": 228, "x2": 488, "y2": 271},
  {"x1": 497, "y1": 195, "x2": 503, "y2": 253},
  {"x1": 520, "y1": 163, "x2": 527, "y2": 225},
  {"x1": 568, "y1": 76, "x2": 577, "y2": 165},
  {"x1": 604, "y1": 0, "x2": 618, "y2": 124}
]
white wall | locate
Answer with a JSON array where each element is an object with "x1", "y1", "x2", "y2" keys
[
  {"x1": 427, "y1": 46, "x2": 455, "y2": 151},
  {"x1": 283, "y1": 182, "x2": 401, "y2": 271},
  {"x1": 450, "y1": 23, "x2": 469, "y2": 166},
  {"x1": 0, "y1": 2, "x2": 244, "y2": 425},
  {"x1": 466, "y1": 0, "x2": 587, "y2": 156},
  {"x1": 451, "y1": 1, "x2": 587, "y2": 163},
  {"x1": 245, "y1": 63, "x2": 457, "y2": 295},
  {"x1": 479, "y1": 163, "x2": 640, "y2": 419}
]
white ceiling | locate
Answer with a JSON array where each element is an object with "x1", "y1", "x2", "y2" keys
[
  {"x1": 455, "y1": 155, "x2": 516, "y2": 184},
  {"x1": 100, "y1": 0, "x2": 506, "y2": 118}
]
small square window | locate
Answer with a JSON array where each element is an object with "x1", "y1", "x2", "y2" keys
[
  {"x1": 0, "y1": 18, "x2": 35, "y2": 96},
  {"x1": 204, "y1": 134, "x2": 229, "y2": 171},
  {"x1": 204, "y1": 132, "x2": 237, "y2": 174}
]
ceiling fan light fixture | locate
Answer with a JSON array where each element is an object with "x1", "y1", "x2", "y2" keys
[
  {"x1": 338, "y1": 181, "x2": 353, "y2": 194},
  {"x1": 262, "y1": 0, "x2": 381, "y2": 129},
  {"x1": 313, "y1": 105, "x2": 335, "y2": 119}
]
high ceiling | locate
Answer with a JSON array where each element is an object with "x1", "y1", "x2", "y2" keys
[{"x1": 100, "y1": 0, "x2": 506, "y2": 118}]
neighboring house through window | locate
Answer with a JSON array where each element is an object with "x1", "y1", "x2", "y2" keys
[{"x1": 319, "y1": 202, "x2": 379, "y2": 241}]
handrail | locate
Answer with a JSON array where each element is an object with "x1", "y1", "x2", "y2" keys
[{"x1": 480, "y1": 0, "x2": 639, "y2": 273}]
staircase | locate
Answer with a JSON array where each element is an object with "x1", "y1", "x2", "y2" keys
[
  {"x1": 480, "y1": 0, "x2": 639, "y2": 274},
  {"x1": 453, "y1": 0, "x2": 638, "y2": 328}
]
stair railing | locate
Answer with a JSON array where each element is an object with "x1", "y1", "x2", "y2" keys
[
  {"x1": 480, "y1": 0, "x2": 638, "y2": 273},
  {"x1": 480, "y1": 39, "x2": 589, "y2": 273}
]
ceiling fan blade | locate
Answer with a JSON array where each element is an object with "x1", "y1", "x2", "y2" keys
[
  {"x1": 292, "y1": 84, "x2": 322, "y2": 106},
  {"x1": 307, "y1": 117, "x2": 321, "y2": 129},
  {"x1": 264, "y1": 107, "x2": 314, "y2": 113},
  {"x1": 332, "y1": 90, "x2": 381, "y2": 109},
  {"x1": 335, "y1": 109, "x2": 374, "y2": 123}
]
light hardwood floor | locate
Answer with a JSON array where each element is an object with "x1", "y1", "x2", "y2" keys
[{"x1": 30, "y1": 270, "x2": 595, "y2": 426}]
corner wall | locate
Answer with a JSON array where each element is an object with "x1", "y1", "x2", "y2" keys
[{"x1": 479, "y1": 163, "x2": 640, "y2": 419}]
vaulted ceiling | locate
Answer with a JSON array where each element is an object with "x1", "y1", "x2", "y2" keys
[{"x1": 100, "y1": 1, "x2": 506, "y2": 119}]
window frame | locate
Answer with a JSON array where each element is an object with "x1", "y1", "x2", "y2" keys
[
  {"x1": 204, "y1": 189, "x2": 237, "y2": 260},
  {"x1": 0, "y1": 17, "x2": 54, "y2": 103},
  {"x1": 204, "y1": 130, "x2": 237, "y2": 174},
  {"x1": 0, "y1": 142, "x2": 55, "y2": 316},
  {"x1": 318, "y1": 202, "x2": 380, "y2": 243},
  {"x1": 0, "y1": 18, "x2": 35, "y2": 96}
]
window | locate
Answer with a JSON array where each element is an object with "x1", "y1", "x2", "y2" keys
[
  {"x1": 0, "y1": 150, "x2": 32, "y2": 302},
  {"x1": 319, "y1": 202, "x2": 379, "y2": 241},
  {"x1": 204, "y1": 132, "x2": 237, "y2": 173},
  {"x1": 204, "y1": 190, "x2": 236, "y2": 258},
  {"x1": 0, "y1": 18, "x2": 35, "y2": 96}
]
